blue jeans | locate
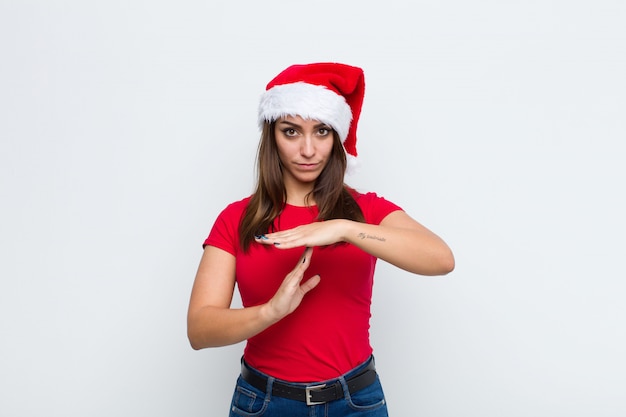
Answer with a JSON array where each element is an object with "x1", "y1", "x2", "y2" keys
[{"x1": 228, "y1": 356, "x2": 389, "y2": 417}]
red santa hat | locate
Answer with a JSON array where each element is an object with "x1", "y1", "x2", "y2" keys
[{"x1": 258, "y1": 62, "x2": 365, "y2": 172}]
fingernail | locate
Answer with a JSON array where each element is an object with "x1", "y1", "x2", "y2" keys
[
  {"x1": 273, "y1": 242, "x2": 280, "y2": 246},
  {"x1": 255, "y1": 235, "x2": 268, "y2": 240},
  {"x1": 302, "y1": 257, "x2": 306, "y2": 263}
]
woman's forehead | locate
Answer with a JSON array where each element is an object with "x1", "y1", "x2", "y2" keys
[{"x1": 276, "y1": 115, "x2": 328, "y2": 126}]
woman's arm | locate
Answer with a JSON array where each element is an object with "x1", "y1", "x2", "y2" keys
[
  {"x1": 256, "y1": 210, "x2": 454, "y2": 276},
  {"x1": 187, "y1": 246, "x2": 320, "y2": 350},
  {"x1": 345, "y1": 210, "x2": 454, "y2": 275}
]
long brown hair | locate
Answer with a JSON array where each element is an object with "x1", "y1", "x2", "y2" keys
[{"x1": 239, "y1": 121, "x2": 365, "y2": 251}]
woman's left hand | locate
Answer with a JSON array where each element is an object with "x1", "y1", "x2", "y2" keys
[{"x1": 255, "y1": 219, "x2": 348, "y2": 249}]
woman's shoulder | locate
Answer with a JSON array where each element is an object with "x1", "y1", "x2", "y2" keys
[
  {"x1": 216, "y1": 195, "x2": 252, "y2": 218},
  {"x1": 224, "y1": 195, "x2": 253, "y2": 209},
  {"x1": 348, "y1": 188, "x2": 403, "y2": 223},
  {"x1": 349, "y1": 188, "x2": 392, "y2": 205}
]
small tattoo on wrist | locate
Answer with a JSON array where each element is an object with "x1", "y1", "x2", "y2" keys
[{"x1": 357, "y1": 232, "x2": 386, "y2": 242}]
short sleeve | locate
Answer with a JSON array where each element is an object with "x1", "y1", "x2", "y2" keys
[
  {"x1": 355, "y1": 192, "x2": 403, "y2": 225},
  {"x1": 202, "y1": 198, "x2": 249, "y2": 255}
]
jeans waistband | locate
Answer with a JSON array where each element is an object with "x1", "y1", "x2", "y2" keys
[{"x1": 240, "y1": 356, "x2": 377, "y2": 405}]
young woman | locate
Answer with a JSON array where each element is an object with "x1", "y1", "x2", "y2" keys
[{"x1": 187, "y1": 62, "x2": 454, "y2": 416}]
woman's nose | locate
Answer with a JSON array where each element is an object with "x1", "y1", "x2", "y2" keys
[{"x1": 300, "y1": 136, "x2": 315, "y2": 157}]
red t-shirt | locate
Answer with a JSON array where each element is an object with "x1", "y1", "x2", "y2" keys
[{"x1": 204, "y1": 192, "x2": 402, "y2": 381}]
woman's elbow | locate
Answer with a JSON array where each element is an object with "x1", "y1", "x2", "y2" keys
[
  {"x1": 436, "y1": 247, "x2": 455, "y2": 275},
  {"x1": 188, "y1": 336, "x2": 204, "y2": 350},
  {"x1": 187, "y1": 326, "x2": 204, "y2": 350},
  {"x1": 440, "y1": 252, "x2": 455, "y2": 275},
  {"x1": 187, "y1": 315, "x2": 212, "y2": 350},
  {"x1": 189, "y1": 341, "x2": 203, "y2": 351},
  {"x1": 417, "y1": 247, "x2": 455, "y2": 276}
]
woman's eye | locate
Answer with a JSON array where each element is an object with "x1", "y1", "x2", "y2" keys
[
  {"x1": 282, "y1": 128, "x2": 297, "y2": 137},
  {"x1": 318, "y1": 128, "x2": 331, "y2": 136}
]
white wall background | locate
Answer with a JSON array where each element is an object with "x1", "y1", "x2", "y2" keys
[{"x1": 1, "y1": 1, "x2": 624, "y2": 416}]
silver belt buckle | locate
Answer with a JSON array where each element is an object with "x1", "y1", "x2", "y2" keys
[{"x1": 305, "y1": 383, "x2": 326, "y2": 405}]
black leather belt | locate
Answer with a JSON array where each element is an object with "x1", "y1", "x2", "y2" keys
[{"x1": 240, "y1": 358, "x2": 377, "y2": 406}]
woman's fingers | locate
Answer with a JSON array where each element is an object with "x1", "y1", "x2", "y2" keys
[
  {"x1": 254, "y1": 221, "x2": 344, "y2": 249},
  {"x1": 285, "y1": 246, "x2": 313, "y2": 285},
  {"x1": 266, "y1": 247, "x2": 319, "y2": 321},
  {"x1": 298, "y1": 248, "x2": 321, "y2": 293},
  {"x1": 300, "y1": 274, "x2": 321, "y2": 294}
]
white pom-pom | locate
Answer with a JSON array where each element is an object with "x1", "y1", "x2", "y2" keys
[{"x1": 345, "y1": 153, "x2": 359, "y2": 177}]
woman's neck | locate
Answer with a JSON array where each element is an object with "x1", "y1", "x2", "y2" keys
[
  {"x1": 283, "y1": 177, "x2": 316, "y2": 207},
  {"x1": 285, "y1": 191, "x2": 316, "y2": 207}
]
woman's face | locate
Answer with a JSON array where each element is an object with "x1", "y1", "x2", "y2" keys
[{"x1": 274, "y1": 115, "x2": 335, "y2": 191}]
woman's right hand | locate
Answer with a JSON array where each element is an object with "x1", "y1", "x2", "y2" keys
[
  {"x1": 188, "y1": 246, "x2": 320, "y2": 349},
  {"x1": 261, "y1": 247, "x2": 321, "y2": 323}
]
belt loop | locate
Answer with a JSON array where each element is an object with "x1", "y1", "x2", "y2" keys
[
  {"x1": 265, "y1": 375, "x2": 275, "y2": 400},
  {"x1": 337, "y1": 375, "x2": 351, "y2": 401}
]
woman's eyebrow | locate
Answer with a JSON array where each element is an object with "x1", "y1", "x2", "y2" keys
[
  {"x1": 277, "y1": 120, "x2": 331, "y2": 129},
  {"x1": 276, "y1": 120, "x2": 301, "y2": 128}
]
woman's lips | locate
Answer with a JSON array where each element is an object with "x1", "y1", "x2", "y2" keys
[{"x1": 296, "y1": 163, "x2": 319, "y2": 170}]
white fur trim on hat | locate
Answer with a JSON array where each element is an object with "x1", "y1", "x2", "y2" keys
[{"x1": 258, "y1": 82, "x2": 353, "y2": 143}]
